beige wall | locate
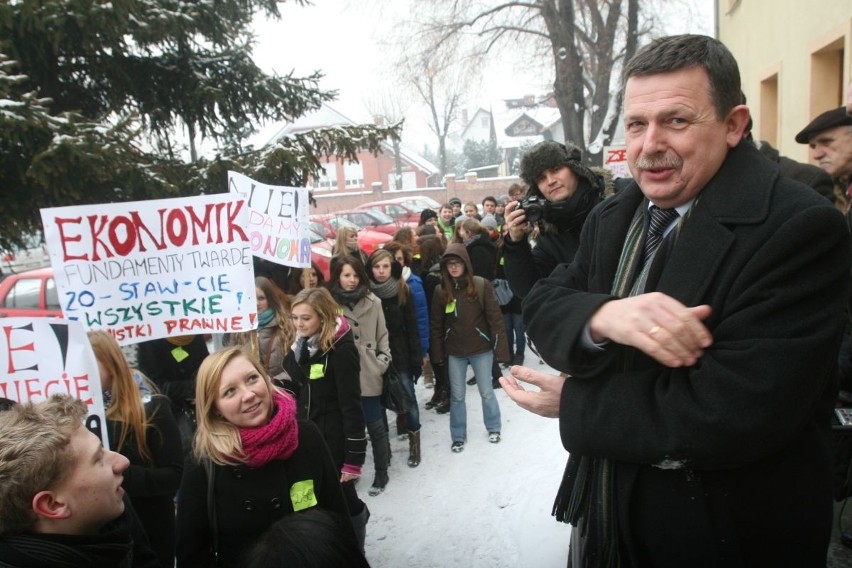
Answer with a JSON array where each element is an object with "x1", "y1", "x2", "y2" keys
[{"x1": 718, "y1": 0, "x2": 852, "y2": 163}]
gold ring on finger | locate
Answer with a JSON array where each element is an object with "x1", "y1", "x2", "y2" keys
[{"x1": 649, "y1": 325, "x2": 661, "y2": 336}]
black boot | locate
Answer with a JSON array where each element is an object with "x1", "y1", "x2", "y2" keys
[
  {"x1": 366, "y1": 419, "x2": 389, "y2": 496},
  {"x1": 350, "y1": 503, "x2": 370, "y2": 554},
  {"x1": 408, "y1": 429, "x2": 421, "y2": 467}
]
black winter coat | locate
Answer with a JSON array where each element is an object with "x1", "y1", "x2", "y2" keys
[
  {"x1": 524, "y1": 142, "x2": 850, "y2": 566},
  {"x1": 175, "y1": 420, "x2": 350, "y2": 568},
  {"x1": 376, "y1": 292, "x2": 422, "y2": 376},
  {"x1": 136, "y1": 336, "x2": 209, "y2": 407},
  {"x1": 107, "y1": 394, "x2": 183, "y2": 568},
  {"x1": 282, "y1": 330, "x2": 366, "y2": 470},
  {"x1": 0, "y1": 498, "x2": 160, "y2": 568},
  {"x1": 465, "y1": 234, "x2": 498, "y2": 280}
]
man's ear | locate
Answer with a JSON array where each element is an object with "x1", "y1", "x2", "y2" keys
[
  {"x1": 725, "y1": 104, "x2": 751, "y2": 148},
  {"x1": 32, "y1": 491, "x2": 71, "y2": 521}
]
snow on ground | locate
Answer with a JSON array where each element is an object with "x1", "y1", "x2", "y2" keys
[{"x1": 361, "y1": 357, "x2": 571, "y2": 568}]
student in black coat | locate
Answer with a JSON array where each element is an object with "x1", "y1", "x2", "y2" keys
[
  {"x1": 282, "y1": 287, "x2": 371, "y2": 552},
  {"x1": 176, "y1": 347, "x2": 351, "y2": 568}
]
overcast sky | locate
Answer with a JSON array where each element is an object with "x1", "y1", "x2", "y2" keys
[{"x1": 249, "y1": 0, "x2": 715, "y2": 152}]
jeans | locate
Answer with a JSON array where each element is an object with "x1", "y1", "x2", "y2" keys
[
  {"x1": 503, "y1": 312, "x2": 525, "y2": 357},
  {"x1": 361, "y1": 395, "x2": 385, "y2": 424},
  {"x1": 447, "y1": 351, "x2": 501, "y2": 442},
  {"x1": 399, "y1": 369, "x2": 421, "y2": 431}
]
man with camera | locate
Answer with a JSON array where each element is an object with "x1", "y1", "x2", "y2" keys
[{"x1": 502, "y1": 141, "x2": 616, "y2": 298}]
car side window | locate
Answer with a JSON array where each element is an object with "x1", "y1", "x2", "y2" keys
[
  {"x1": 45, "y1": 278, "x2": 59, "y2": 309},
  {"x1": 5, "y1": 278, "x2": 40, "y2": 309}
]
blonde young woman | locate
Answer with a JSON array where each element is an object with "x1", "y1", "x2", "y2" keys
[
  {"x1": 88, "y1": 330, "x2": 183, "y2": 568},
  {"x1": 331, "y1": 226, "x2": 367, "y2": 274},
  {"x1": 175, "y1": 347, "x2": 352, "y2": 568},
  {"x1": 282, "y1": 287, "x2": 370, "y2": 552}
]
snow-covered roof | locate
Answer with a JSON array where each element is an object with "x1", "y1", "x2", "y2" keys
[
  {"x1": 265, "y1": 104, "x2": 437, "y2": 175},
  {"x1": 490, "y1": 96, "x2": 562, "y2": 150}
]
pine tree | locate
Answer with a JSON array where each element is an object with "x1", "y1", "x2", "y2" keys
[{"x1": 0, "y1": 0, "x2": 398, "y2": 250}]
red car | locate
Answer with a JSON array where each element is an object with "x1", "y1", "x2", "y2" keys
[
  {"x1": 355, "y1": 201, "x2": 422, "y2": 224},
  {"x1": 0, "y1": 267, "x2": 62, "y2": 318},
  {"x1": 310, "y1": 216, "x2": 391, "y2": 256},
  {"x1": 308, "y1": 229, "x2": 334, "y2": 281}
]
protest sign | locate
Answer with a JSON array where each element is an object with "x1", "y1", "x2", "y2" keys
[
  {"x1": 603, "y1": 145, "x2": 632, "y2": 179},
  {"x1": 40, "y1": 193, "x2": 256, "y2": 345},
  {"x1": 0, "y1": 318, "x2": 109, "y2": 446},
  {"x1": 228, "y1": 171, "x2": 311, "y2": 268}
]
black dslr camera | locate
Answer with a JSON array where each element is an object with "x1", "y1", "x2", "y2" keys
[{"x1": 518, "y1": 195, "x2": 545, "y2": 223}]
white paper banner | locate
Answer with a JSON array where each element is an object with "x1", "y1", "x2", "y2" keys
[
  {"x1": 0, "y1": 318, "x2": 109, "y2": 446},
  {"x1": 228, "y1": 171, "x2": 311, "y2": 268},
  {"x1": 40, "y1": 193, "x2": 257, "y2": 345}
]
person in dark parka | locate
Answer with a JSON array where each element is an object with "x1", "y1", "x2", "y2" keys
[{"x1": 501, "y1": 34, "x2": 851, "y2": 566}]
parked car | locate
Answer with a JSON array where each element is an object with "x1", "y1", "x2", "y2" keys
[
  {"x1": 355, "y1": 201, "x2": 421, "y2": 224},
  {"x1": 308, "y1": 229, "x2": 334, "y2": 281},
  {"x1": 356, "y1": 196, "x2": 442, "y2": 223},
  {"x1": 323, "y1": 209, "x2": 415, "y2": 237},
  {"x1": 310, "y1": 216, "x2": 390, "y2": 256},
  {"x1": 1, "y1": 233, "x2": 50, "y2": 275},
  {"x1": 0, "y1": 267, "x2": 62, "y2": 318}
]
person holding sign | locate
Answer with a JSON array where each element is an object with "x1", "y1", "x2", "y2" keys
[
  {"x1": 175, "y1": 347, "x2": 350, "y2": 568},
  {"x1": 0, "y1": 395, "x2": 160, "y2": 568},
  {"x1": 330, "y1": 256, "x2": 393, "y2": 497},
  {"x1": 282, "y1": 287, "x2": 371, "y2": 553},
  {"x1": 429, "y1": 244, "x2": 508, "y2": 453},
  {"x1": 88, "y1": 330, "x2": 184, "y2": 568}
]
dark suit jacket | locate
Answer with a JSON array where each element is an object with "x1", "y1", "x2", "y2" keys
[{"x1": 524, "y1": 142, "x2": 851, "y2": 566}]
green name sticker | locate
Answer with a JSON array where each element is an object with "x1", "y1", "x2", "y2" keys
[
  {"x1": 445, "y1": 300, "x2": 456, "y2": 314},
  {"x1": 290, "y1": 479, "x2": 317, "y2": 512},
  {"x1": 170, "y1": 346, "x2": 189, "y2": 363},
  {"x1": 309, "y1": 363, "x2": 325, "y2": 379}
]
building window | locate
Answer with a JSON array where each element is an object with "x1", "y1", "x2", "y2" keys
[
  {"x1": 314, "y1": 163, "x2": 338, "y2": 190},
  {"x1": 481, "y1": 116, "x2": 489, "y2": 128},
  {"x1": 343, "y1": 162, "x2": 364, "y2": 189}
]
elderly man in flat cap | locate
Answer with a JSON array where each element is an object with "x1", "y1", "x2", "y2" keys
[{"x1": 797, "y1": 106, "x2": 852, "y2": 201}]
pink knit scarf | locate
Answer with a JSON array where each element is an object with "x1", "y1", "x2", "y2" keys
[{"x1": 239, "y1": 391, "x2": 299, "y2": 468}]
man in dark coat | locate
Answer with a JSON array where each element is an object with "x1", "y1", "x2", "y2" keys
[{"x1": 501, "y1": 34, "x2": 850, "y2": 566}]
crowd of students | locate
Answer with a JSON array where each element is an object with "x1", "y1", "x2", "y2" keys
[{"x1": 1, "y1": 198, "x2": 524, "y2": 568}]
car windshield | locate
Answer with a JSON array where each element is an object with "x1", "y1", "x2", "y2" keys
[
  {"x1": 310, "y1": 221, "x2": 331, "y2": 238},
  {"x1": 360, "y1": 210, "x2": 394, "y2": 224},
  {"x1": 405, "y1": 197, "x2": 441, "y2": 210},
  {"x1": 327, "y1": 217, "x2": 361, "y2": 231},
  {"x1": 309, "y1": 230, "x2": 325, "y2": 244}
]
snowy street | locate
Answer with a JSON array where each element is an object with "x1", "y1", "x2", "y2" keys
[{"x1": 362, "y1": 357, "x2": 571, "y2": 568}]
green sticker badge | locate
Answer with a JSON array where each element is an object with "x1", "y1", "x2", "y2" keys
[
  {"x1": 445, "y1": 300, "x2": 456, "y2": 314},
  {"x1": 290, "y1": 479, "x2": 317, "y2": 512},
  {"x1": 171, "y1": 346, "x2": 189, "y2": 363},
  {"x1": 309, "y1": 363, "x2": 325, "y2": 379}
]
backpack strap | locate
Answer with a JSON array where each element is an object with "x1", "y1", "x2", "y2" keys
[
  {"x1": 473, "y1": 276, "x2": 485, "y2": 311},
  {"x1": 203, "y1": 458, "x2": 219, "y2": 565}
]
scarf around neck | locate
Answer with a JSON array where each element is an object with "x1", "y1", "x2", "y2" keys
[
  {"x1": 332, "y1": 284, "x2": 368, "y2": 307},
  {"x1": 257, "y1": 308, "x2": 275, "y2": 327},
  {"x1": 370, "y1": 276, "x2": 398, "y2": 300},
  {"x1": 239, "y1": 391, "x2": 299, "y2": 468}
]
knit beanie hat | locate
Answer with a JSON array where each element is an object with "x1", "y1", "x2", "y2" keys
[
  {"x1": 419, "y1": 208, "x2": 438, "y2": 225},
  {"x1": 519, "y1": 141, "x2": 601, "y2": 199}
]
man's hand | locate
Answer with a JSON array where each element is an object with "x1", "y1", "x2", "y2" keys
[
  {"x1": 499, "y1": 366, "x2": 565, "y2": 418},
  {"x1": 504, "y1": 201, "x2": 531, "y2": 243},
  {"x1": 589, "y1": 292, "x2": 713, "y2": 367}
]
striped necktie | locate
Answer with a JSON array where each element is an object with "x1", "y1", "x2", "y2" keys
[{"x1": 643, "y1": 205, "x2": 679, "y2": 264}]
